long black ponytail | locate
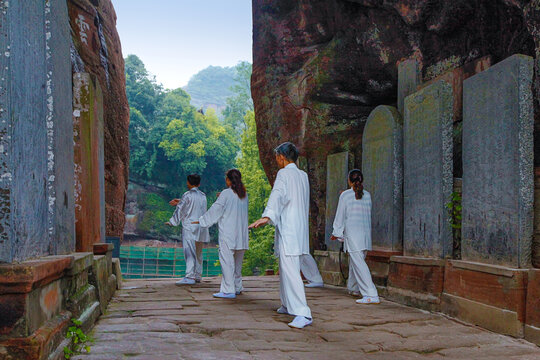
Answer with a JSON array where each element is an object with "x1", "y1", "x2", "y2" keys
[
  {"x1": 348, "y1": 169, "x2": 364, "y2": 200},
  {"x1": 226, "y1": 169, "x2": 247, "y2": 199}
]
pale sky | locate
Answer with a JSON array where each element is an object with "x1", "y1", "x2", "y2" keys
[{"x1": 113, "y1": 0, "x2": 253, "y2": 89}]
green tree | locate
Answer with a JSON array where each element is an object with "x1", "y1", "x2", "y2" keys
[
  {"x1": 237, "y1": 111, "x2": 277, "y2": 275},
  {"x1": 223, "y1": 62, "x2": 253, "y2": 133}
]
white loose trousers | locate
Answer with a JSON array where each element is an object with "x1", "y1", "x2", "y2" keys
[
  {"x1": 300, "y1": 253, "x2": 323, "y2": 284},
  {"x1": 184, "y1": 236, "x2": 204, "y2": 280},
  {"x1": 347, "y1": 250, "x2": 378, "y2": 297},
  {"x1": 279, "y1": 240, "x2": 312, "y2": 318},
  {"x1": 218, "y1": 241, "x2": 245, "y2": 294}
]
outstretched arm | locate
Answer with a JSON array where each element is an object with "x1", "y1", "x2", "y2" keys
[
  {"x1": 250, "y1": 173, "x2": 288, "y2": 229},
  {"x1": 197, "y1": 191, "x2": 227, "y2": 228}
]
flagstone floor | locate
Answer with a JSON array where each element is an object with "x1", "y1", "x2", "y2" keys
[{"x1": 74, "y1": 276, "x2": 540, "y2": 360}]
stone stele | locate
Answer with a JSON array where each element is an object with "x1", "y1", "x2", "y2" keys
[
  {"x1": 462, "y1": 54, "x2": 534, "y2": 268},
  {"x1": 362, "y1": 105, "x2": 403, "y2": 252},
  {"x1": 325, "y1": 152, "x2": 350, "y2": 251},
  {"x1": 403, "y1": 80, "x2": 453, "y2": 258}
]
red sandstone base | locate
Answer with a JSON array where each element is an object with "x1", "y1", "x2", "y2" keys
[
  {"x1": 366, "y1": 250, "x2": 402, "y2": 288},
  {"x1": 441, "y1": 260, "x2": 528, "y2": 338},
  {"x1": 525, "y1": 268, "x2": 540, "y2": 344},
  {"x1": 386, "y1": 256, "x2": 446, "y2": 311}
]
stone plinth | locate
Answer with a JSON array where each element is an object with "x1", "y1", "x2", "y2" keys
[
  {"x1": 387, "y1": 256, "x2": 446, "y2": 311},
  {"x1": 366, "y1": 250, "x2": 402, "y2": 289},
  {"x1": 442, "y1": 260, "x2": 528, "y2": 338},
  {"x1": 362, "y1": 105, "x2": 403, "y2": 253},
  {"x1": 0, "y1": 0, "x2": 74, "y2": 263},
  {"x1": 91, "y1": 244, "x2": 116, "y2": 314},
  {"x1": 0, "y1": 256, "x2": 73, "y2": 359},
  {"x1": 325, "y1": 152, "x2": 351, "y2": 251},
  {"x1": 403, "y1": 80, "x2": 453, "y2": 258},
  {"x1": 313, "y1": 250, "x2": 347, "y2": 286},
  {"x1": 525, "y1": 269, "x2": 540, "y2": 344},
  {"x1": 73, "y1": 73, "x2": 106, "y2": 253},
  {"x1": 462, "y1": 54, "x2": 534, "y2": 269}
]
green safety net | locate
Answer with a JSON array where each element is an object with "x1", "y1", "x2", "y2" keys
[{"x1": 119, "y1": 246, "x2": 221, "y2": 279}]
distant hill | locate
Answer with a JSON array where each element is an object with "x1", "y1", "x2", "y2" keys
[{"x1": 183, "y1": 66, "x2": 237, "y2": 115}]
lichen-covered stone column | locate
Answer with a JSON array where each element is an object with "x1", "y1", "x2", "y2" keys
[{"x1": 0, "y1": 0, "x2": 74, "y2": 263}]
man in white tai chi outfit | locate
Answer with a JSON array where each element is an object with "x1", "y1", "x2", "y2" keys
[
  {"x1": 166, "y1": 174, "x2": 209, "y2": 285},
  {"x1": 249, "y1": 142, "x2": 313, "y2": 329}
]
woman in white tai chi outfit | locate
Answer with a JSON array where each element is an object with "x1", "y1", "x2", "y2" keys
[
  {"x1": 166, "y1": 174, "x2": 210, "y2": 285},
  {"x1": 194, "y1": 169, "x2": 249, "y2": 299},
  {"x1": 250, "y1": 142, "x2": 313, "y2": 329},
  {"x1": 331, "y1": 169, "x2": 380, "y2": 304}
]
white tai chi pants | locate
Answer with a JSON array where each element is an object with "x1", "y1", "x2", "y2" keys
[
  {"x1": 279, "y1": 240, "x2": 312, "y2": 318},
  {"x1": 348, "y1": 250, "x2": 378, "y2": 297},
  {"x1": 183, "y1": 237, "x2": 204, "y2": 280},
  {"x1": 218, "y1": 241, "x2": 245, "y2": 294},
  {"x1": 300, "y1": 253, "x2": 323, "y2": 284}
]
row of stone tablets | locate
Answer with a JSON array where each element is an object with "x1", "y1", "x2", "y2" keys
[{"x1": 359, "y1": 54, "x2": 534, "y2": 269}]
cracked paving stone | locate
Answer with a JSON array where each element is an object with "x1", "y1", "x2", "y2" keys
[{"x1": 76, "y1": 276, "x2": 540, "y2": 359}]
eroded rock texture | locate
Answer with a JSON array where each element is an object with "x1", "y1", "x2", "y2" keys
[
  {"x1": 69, "y1": 0, "x2": 129, "y2": 238},
  {"x1": 252, "y1": 0, "x2": 540, "y2": 252}
]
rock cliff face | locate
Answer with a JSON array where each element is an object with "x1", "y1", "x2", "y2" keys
[
  {"x1": 252, "y1": 0, "x2": 540, "y2": 251},
  {"x1": 68, "y1": 0, "x2": 129, "y2": 238}
]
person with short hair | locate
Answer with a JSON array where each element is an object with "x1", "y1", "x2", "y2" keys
[
  {"x1": 331, "y1": 169, "x2": 380, "y2": 304},
  {"x1": 249, "y1": 142, "x2": 313, "y2": 329},
  {"x1": 194, "y1": 169, "x2": 249, "y2": 299},
  {"x1": 166, "y1": 174, "x2": 209, "y2": 285}
]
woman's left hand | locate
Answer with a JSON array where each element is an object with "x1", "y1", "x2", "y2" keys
[{"x1": 191, "y1": 221, "x2": 200, "y2": 224}]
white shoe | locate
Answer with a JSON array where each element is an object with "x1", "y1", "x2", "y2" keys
[
  {"x1": 288, "y1": 316, "x2": 312, "y2": 329},
  {"x1": 356, "y1": 296, "x2": 380, "y2": 305},
  {"x1": 175, "y1": 278, "x2": 196, "y2": 285},
  {"x1": 305, "y1": 282, "x2": 324, "y2": 288},
  {"x1": 348, "y1": 290, "x2": 361, "y2": 297},
  {"x1": 276, "y1": 306, "x2": 290, "y2": 315},
  {"x1": 213, "y1": 292, "x2": 236, "y2": 299}
]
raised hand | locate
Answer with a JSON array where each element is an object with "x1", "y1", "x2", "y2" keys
[{"x1": 169, "y1": 198, "x2": 180, "y2": 206}]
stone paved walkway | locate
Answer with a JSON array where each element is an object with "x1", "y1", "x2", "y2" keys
[{"x1": 74, "y1": 276, "x2": 540, "y2": 360}]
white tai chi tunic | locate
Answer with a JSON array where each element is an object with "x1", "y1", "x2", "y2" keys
[
  {"x1": 169, "y1": 187, "x2": 210, "y2": 280},
  {"x1": 332, "y1": 189, "x2": 378, "y2": 297},
  {"x1": 263, "y1": 163, "x2": 312, "y2": 318},
  {"x1": 199, "y1": 188, "x2": 249, "y2": 294}
]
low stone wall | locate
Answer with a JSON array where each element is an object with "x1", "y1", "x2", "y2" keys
[
  {"x1": 0, "y1": 244, "x2": 119, "y2": 360},
  {"x1": 315, "y1": 252, "x2": 540, "y2": 345}
]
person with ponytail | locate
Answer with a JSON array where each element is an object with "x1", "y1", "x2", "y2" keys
[
  {"x1": 331, "y1": 169, "x2": 380, "y2": 304},
  {"x1": 193, "y1": 169, "x2": 249, "y2": 299}
]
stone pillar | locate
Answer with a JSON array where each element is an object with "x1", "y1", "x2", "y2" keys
[
  {"x1": 325, "y1": 151, "x2": 351, "y2": 251},
  {"x1": 462, "y1": 54, "x2": 534, "y2": 269},
  {"x1": 362, "y1": 105, "x2": 403, "y2": 252},
  {"x1": 0, "y1": 0, "x2": 74, "y2": 263},
  {"x1": 73, "y1": 73, "x2": 106, "y2": 252},
  {"x1": 397, "y1": 58, "x2": 421, "y2": 115},
  {"x1": 403, "y1": 80, "x2": 453, "y2": 258}
]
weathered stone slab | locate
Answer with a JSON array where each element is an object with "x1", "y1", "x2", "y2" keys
[
  {"x1": 325, "y1": 152, "x2": 350, "y2": 251},
  {"x1": 398, "y1": 58, "x2": 421, "y2": 115},
  {"x1": 362, "y1": 105, "x2": 403, "y2": 252},
  {"x1": 73, "y1": 73, "x2": 106, "y2": 252},
  {"x1": 403, "y1": 80, "x2": 453, "y2": 258},
  {"x1": 462, "y1": 54, "x2": 534, "y2": 268},
  {"x1": 0, "y1": 0, "x2": 74, "y2": 262}
]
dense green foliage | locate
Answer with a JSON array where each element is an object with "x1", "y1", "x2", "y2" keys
[
  {"x1": 183, "y1": 65, "x2": 237, "y2": 112},
  {"x1": 126, "y1": 55, "x2": 237, "y2": 199},
  {"x1": 136, "y1": 192, "x2": 179, "y2": 239},
  {"x1": 238, "y1": 111, "x2": 277, "y2": 275}
]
